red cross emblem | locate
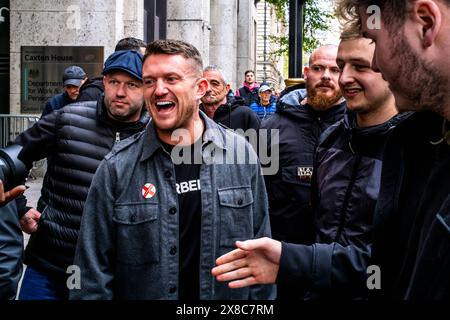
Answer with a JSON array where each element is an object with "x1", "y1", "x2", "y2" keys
[{"x1": 142, "y1": 183, "x2": 156, "y2": 199}]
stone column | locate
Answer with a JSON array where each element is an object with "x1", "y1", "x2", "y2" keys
[
  {"x1": 166, "y1": 0, "x2": 210, "y2": 66},
  {"x1": 209, "y1": 0, "x2": 237, "y2": 90},
  {"x1": 236, "y1": 0, "x2": 257, "y2": 91},
  {"x1": 123, "y1": 0, "x2": 144, "y2": 40}
]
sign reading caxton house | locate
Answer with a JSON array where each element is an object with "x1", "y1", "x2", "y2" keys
[{"x1": 21, "y1": 46, "x2": 103, "y2": 113}]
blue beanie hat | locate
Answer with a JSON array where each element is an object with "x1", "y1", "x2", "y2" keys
[{"x1": 102, "y1": 50, "x2": 143, "y2": 80}]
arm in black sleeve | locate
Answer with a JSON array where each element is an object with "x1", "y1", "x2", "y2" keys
[
  {"x1": 14, "y1": 110, "x2": 59, "y2": 169},
  {"x1": 277, "y1": 242, "x2": 370, "y2": 294}
]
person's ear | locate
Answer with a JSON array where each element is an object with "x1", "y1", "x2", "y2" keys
[
  {"x1": 195, "y1": 78, "x2": 209, "y2": 100},
  {"x1": 304, "y1": 66, "x2": 309, "y2": 79},
  {"x1": 414, "y1": 0, "x2": 441, "y2": 48}
]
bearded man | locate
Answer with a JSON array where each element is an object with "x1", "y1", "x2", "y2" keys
[{"x1": 259, "y1": 44, "x2": 346, "y2": 299}]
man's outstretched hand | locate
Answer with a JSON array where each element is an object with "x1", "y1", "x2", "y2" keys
[{"x1": 211, "y1": 237, "x2": 282, "y2": 288}]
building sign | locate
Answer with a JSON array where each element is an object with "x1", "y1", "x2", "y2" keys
[{"x1": 21, "y1": 46, "x2": 103, "y2": 114}]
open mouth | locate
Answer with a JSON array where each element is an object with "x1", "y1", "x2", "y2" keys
[
  {"x1": 344, "y1": 88, "x2": 362, "y2": 97},
  {"x1": 156, "y1": 101, "x2": 176, "y2": 113}
]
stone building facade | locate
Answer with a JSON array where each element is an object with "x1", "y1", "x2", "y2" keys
[{"x1": 2, "y1": 0, "x2": 284, "y2": 115}]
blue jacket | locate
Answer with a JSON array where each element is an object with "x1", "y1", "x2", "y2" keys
[
  {"x1": 249, "y1": 100, "x2": 277, "y2": 120},
  {"x1": 70, "y1": 111, "x2": 275, "y2": 300},
  {"x1": 40, "y1": 91, "x2": 74, "y2": 118}
]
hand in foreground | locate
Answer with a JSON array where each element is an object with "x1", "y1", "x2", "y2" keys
[
  {"x1": 20, "y1": 208, "x2": 41, "y2": 234},
  {"x1": 0, "y1": 180, "x2": 26, "y2": 206},
  {"x1": 211, "y1": 237, "x2": 282, "y2": 288}
]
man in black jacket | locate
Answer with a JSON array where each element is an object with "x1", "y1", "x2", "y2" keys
[
  {"x1": 200, "y1": 65, "x2": 260, "y2": 133},
  {"x1": 211, "y1": 34, "x2": 404, "y2": 299},
  {"x1": 15, "y1": 50, "x2": 149, "y2": 300},
  {"x1": 256, "y1": 44, "x2": 345, "y2": 299},
  {"x1": 262, "y1": 44, "x2": 345, "y2": 247},
  {"x1": 334, "y1": 0, "x2": 450, "y2": 300}
]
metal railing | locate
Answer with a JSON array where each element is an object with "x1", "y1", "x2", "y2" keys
[{"x1": 0, "y1": 114, "x2": 40, "y2": 148}]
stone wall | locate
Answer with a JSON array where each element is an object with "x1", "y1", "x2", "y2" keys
[{"x1": 9, "y1": 0, "x2": 143, "y2": 114}]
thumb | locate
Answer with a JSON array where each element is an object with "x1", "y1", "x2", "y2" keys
[{"x1": 235, "y1": 237, "x2": 269, "y2": 251}]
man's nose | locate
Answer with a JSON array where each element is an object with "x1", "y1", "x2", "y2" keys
[
  {"x1": 321, "y1": 67, "x2": 332, "y2": 80},
  {"x1": 116, "y1": 83, "x2": 126, "y2": 96},
  {"x1": 154, "y1": 79, "x2": 168, "y2": 96}
]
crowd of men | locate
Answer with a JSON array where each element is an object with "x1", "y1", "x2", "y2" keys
[{"x1": 0, "y1": 0, "x2": 449, "y2": 301}]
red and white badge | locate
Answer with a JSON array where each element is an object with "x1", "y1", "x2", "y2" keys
[{"x1": 142, "y1": 183, "x2": 156, "y2": 199}]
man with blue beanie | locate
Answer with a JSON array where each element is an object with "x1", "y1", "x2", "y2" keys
[{"x1": 12, "y1": 50, "x2": 149, "y2": 300}]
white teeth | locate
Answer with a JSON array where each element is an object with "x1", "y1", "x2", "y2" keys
[{"x1": 156, "y1": 101, "x2": 174, "y2": 106}]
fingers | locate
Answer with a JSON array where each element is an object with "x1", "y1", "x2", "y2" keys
[
  {"x1": 20, "y1": 208, "x2": 41, "y2": 234},
  {"x1": 212, "y1": 257, "x2": 248, "y2": 276},
  {"x1": 228, "y1": 277, "x2": 258, "y2": 289},
  {"x1": 0, "y1": 180, "x2": 26, "y2": 204},
  {"x1": 215, "y1": 266, "x2": 252, "y2": 282},
  {"x1": 215, "y1": 248, "x2": 247, "y2": 265},
  {"x1": 0, "y1": 180, "x2": 5, "y2": 203},
  {"x1": 8, "y1": 185, "x2": 26, "y2": 199}
]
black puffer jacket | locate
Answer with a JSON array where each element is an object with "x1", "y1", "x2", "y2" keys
[
  {"x1": 200, "y1": 96, "x2": 260, "y2": 132},
  {"x1": 261, "y1": 89, "x2": 346, "y2": 244},
  {"x1": 15, "y1": 97, "x2": 149, "y2": 275}
]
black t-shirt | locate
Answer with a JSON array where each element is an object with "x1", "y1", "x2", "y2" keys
[{"x1": 161, "y1": 139, "x2": 202, "y2": 300}]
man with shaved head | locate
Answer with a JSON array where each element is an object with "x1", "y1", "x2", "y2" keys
[{"x1": 260, "y1": 44, "x2": 346, "y2": 299}]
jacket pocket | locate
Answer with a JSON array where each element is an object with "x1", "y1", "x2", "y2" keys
[
  {"x1": 218, "y1": 186, "x2": 254, "y2": 247},
  {"x1": 113, "y1": 203, "x2": 160, "y2": 265}
]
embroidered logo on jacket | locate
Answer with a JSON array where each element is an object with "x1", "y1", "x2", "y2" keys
[{"x1": 297, "y1": 166, "x2": 313, "y2": 182}]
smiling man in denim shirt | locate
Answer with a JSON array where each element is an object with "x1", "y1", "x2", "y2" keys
[{"x1": 70, "y1": 39, "x2": 275, "y2": 300}]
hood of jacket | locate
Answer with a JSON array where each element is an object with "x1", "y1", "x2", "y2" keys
[{"x1": 277, "y1": 88, "x2": 346, "y2": 122}]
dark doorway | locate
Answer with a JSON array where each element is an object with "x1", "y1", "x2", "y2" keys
[
  {"x1": 0, "y1": 0, "x2": 9, "y2": 114},
  {"x1": 144, "y1": 0, "x2": 167, "y2": 43}
]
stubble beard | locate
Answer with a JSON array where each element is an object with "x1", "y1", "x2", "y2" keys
[{"x1": 389, "y1": 31, "x2": 447, "y2": 115}]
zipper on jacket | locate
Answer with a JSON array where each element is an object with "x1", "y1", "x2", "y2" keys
[
  {"x1": 115, "y1": 132, "x2": 120, "y2": 143},
  {"x1": 334, "y1": 154, "x2": 362, "y2": 242}
]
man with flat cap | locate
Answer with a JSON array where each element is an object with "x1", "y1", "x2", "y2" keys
[
  {"x1": 41, "y1": 65, "x2": 88, "y2": 118},
  {"x1": 13, "y1": 50, "x2": 149, "y2": 300}
]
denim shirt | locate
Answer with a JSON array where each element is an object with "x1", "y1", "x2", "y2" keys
[{"x1": 70, "y1": 111, "x2": 275, "y2": 300}]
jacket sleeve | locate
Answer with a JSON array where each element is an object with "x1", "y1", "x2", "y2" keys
[
  {"x1": 0, "y1": 201, "x2": 23, "y2": 300},
  {"x1": 14, "y1": 110, "x2": 59, "y2": 169},
  {"x1": 69, "y1": 159, "x2": 116, "y2": 300},
  {"x1": 277, "y1": 241, "x2": 370, "y2": 294},
  {"x1": 249, "y1": 159, "x2": 277, "y2": 300}
]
